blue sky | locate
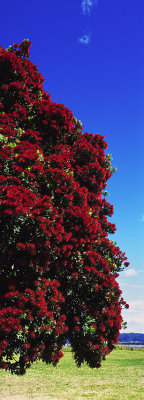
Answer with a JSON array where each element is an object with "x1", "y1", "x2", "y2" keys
[{"x1": 1, "y1": 0, "x2": 144, "y2": 333}]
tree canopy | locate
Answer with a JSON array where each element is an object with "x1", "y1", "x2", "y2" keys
[{"x1": 0, "y1": 40, "x2": 129, "y2": 374}]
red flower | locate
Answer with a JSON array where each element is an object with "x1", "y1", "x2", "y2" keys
[
  {"x1": 23, "y1": 355, "x2": 30, "y2": 363},
  {"x1": 75, "y1": 326, "x2": 80, "y2": 333},
  {"x1": 100, "y1": 324, "x2": 105, "y2": 332},
  {"x1": 45, "y1": 325, "x2": 52, "y2": 331},
  {"x1": 23, "y1": 343, "x2": 30, "y2": 349},
  {"x1": 124, "y1": 262, "x2": 130, "y2": 267},
  {"x1": 108, "y1": 320, "x2": 113, "y2": 327},
  {"x1": 1, "y1": 84, "x2": 8, "y2": 91},
  {"x1": 16, "y1": 243, "x2": 26, "y2": 250},
  {"x1": 29, "y1": 332, "x2": 36, "y2": 339},
  {"x1": 0, "y1": 340, "x2": 8, "y2": 349},
  {"x1": 55, "y1": 327, "x2": 63, "y2": 335},
  {"x1": 72, "y1": 273, "x2": 78, "y2": 278},
  {"x1": 74, "y1": 316, "x2": 80, "y2": 322},
  {"x1": 4, "y1": 209, "x2": 13, "y2": 215},
  {"x1": 91, "y1": 344, "x2": 99, "y2": 350}
]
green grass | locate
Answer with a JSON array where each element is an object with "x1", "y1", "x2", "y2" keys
[{"x1": 0, "y1": 347, "x2": 144, "y2": 400}]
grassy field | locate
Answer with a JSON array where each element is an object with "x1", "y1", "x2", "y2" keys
[{"x1": 0, "y1": 347, "x2": 144, "y2": 400}]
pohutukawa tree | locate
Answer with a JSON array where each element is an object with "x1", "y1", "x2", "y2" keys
[{"x1": 0, "y1": 40, "x2": 129, "y2": 375}]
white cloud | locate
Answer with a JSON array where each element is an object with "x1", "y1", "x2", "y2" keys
[
  {"x1": 81, "y1": 0, "x2": 98, "y2": 16},
  {"x1": 78, "y1": 33, "x2": 91, "y2": 45},
  {"x1": 140, "y1": 215, "x2": 144, "y2": 222},
  {"x1": 130, "y1": 300, "x2": 144, "y2": 309},
  {"x1": 121, "y1": 300, "x2": 144, "y2": 333},
  {"x1": 128, "y1": 284, "x2": 144, "y2": 289},
  {"x1": 124, "y1": 268, "x2": 142, "y2": 277}
]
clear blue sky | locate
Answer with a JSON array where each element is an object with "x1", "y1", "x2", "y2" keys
[{"x1": 1, "y1": 0, "x2": 144, "y2": 333}]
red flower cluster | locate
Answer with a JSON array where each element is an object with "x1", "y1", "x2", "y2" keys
[{"x1": 0, "y1": 41, "x2": 129, "y2": 374}]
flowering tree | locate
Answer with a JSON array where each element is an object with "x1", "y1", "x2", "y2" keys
[{"x1": 0, "y1": 40, "x2": 129, "y2": 375}]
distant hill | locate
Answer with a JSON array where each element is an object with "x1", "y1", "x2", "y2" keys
[
  {"x1": 64, "y1": 333, "x2": 144, "y2": 347},
  {"x1": 119, "y1": 333, "x2": 144, "y2": 343}
]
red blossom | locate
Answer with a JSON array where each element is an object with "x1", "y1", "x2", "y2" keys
[
  {"x1": 74, "y1": 316, "x2": 80, "y2": 322},
  {"x1": 75, "y1": 326, "x2": 81, "y2": 333},
  {"x1": 23, "y1": 343, "x2": 30, "y2": 349}
]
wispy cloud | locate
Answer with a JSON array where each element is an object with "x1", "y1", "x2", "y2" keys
[
  {"x1": 124, "y1": 268, "x2": 142, "y2": 277},
  {"x1": 79, "y1": 1, "x2": 98, "y2": 46},
  {"x1": 121, "y1": 300, "x2": 144, "y2": 333},
  {"x1": 81, "y1": 0, "x2": 98, "y2": 16},
  {"x1": 78, "y1": 33, "x2": 91, "y2": 45},
  {"x1": 140, "y1": 215, "x2": 144, "y2": 222}
]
